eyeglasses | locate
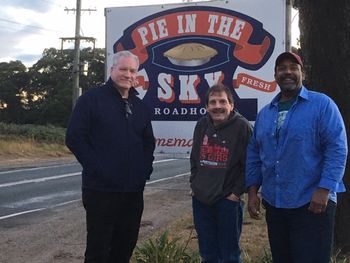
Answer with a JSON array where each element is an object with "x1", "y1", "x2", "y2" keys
[{"x1": 124, "y1": 100, "x2": 132, "y2": 118}]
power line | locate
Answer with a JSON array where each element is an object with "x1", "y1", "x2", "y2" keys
[
  {"x1": 37, "y1": 0, "x2": 63, "y2": 7},
  {"x1": 0, "y1": 18, "x2": 61, "y2": 33},
  {"x1": 292, "y1": 10, "x2": 299, "y2": 24},
  {"x1": 0, "y1": 25, "x2": 47, "y2": 35}
]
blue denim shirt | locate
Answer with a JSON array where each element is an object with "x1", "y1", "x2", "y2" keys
[{"x1": 246, "y1": 86, "x2": 348, "y2": 208}]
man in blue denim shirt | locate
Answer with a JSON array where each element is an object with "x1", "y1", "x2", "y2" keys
[{"x1": 246, "y1": 52, "x2": 348, "y2": 263}]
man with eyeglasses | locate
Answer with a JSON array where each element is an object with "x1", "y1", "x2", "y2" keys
[
  {"x1": 246, "y1": 52, "x2": 348, "y2": 263},
  {"x1": 66, "y1": 50, "x2": 155, "y2": 263}
]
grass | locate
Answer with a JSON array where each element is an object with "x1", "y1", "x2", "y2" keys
[
  {"x1": 133, "y1": 196, "x2": 271, "y2": 263},
  {"x1": 0, "y1": 135, "x2": 271, "y2": 262},
  {"x1": 0, "y1": 122, "x2": 71, "y2": 161},
  {"x1": 132, "y1": 230, "x2": 200, "y2": 263},
  {"x1": 133, "y1": 198, "x2": 350, "y2": 263},
  {"x1": 0, "y1": 122, "x2": 66, "y2": 144},
  {"x1": 0, "y1": 138, "x2": 71, "y2": 159}
]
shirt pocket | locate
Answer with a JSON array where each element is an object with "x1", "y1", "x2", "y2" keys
[{"x1": 282, "y1": 125, "x2": 317, "y2": 175}]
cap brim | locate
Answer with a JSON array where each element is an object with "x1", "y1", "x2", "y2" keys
[{"x1": 275, "y1": 52, "x2": 303, "y2": 68}]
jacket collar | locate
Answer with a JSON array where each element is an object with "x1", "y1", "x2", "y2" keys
[
  {"x1": 270, "y1": 85, "x2": 309, "y2": 108},
  {"x1": 105, "y1": 77, "x2": 139, "y2": 99}
]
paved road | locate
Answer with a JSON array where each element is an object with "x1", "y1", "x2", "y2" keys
[{"x1": 0, "y1": 154, "x2": 190, "y2": 221}]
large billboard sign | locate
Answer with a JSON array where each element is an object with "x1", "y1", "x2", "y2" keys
[{"x1": 106, "y1": 0, "x2": 286, "y2": 153}]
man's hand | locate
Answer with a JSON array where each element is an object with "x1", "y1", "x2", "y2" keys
[
  {"x1": 308, "y1": 188, "x2": 330, "y2": 214},
  {"x1": 131, "y1": 77, "x2": 139, "y2": 87},
  {"x1": 247, "y1": 186, "x2": 261, "y2": 219},
  {"x1": 226, "y1": 193, "x2": 240, "y2": 202}
]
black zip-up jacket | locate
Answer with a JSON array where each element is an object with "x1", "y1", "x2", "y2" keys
[
  {"x1": 66, "y1": 78, "x2": 155, "y2": 192},
  {"x1": 190, "y1": 111, "x2": 252, "y2": 205}
]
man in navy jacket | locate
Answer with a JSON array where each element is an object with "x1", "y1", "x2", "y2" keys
[{"x1": 66, "y1": 50, "x2": 155, "y2": 263}]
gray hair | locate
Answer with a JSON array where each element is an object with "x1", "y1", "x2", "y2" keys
[{"x1": 112, "y1": 50, "x2": 139, "y2": 67}]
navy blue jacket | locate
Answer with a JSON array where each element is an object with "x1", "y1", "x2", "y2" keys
[{"x1": 66, "y1": 78, "x2": 155, "y2": 192}]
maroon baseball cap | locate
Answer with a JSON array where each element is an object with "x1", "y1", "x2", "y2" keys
[{"x1": 275, "y1": 52, "x2": 303, "y2": 69}]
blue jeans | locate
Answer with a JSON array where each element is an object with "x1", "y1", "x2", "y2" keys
[
  {"x1": 82, "y1": 190, "x2": 144, "y2": 263},
  {"x1": 263, "y1": 199, "x2": 336, "y2": 263},
  {"x1": 192, "y1": 196, "x2": 243, "y2": 263}
]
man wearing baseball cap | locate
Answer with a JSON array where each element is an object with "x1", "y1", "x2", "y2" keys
[{"x1": 246, "y1": 51, "x2": 348, "y2": 263}]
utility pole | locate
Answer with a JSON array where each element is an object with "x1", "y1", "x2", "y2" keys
[
  {"x1": 72, "y1": 0, "x2": 81, "y2": 109},
  {"x1": 286, "y1": 0, "x2": 292, "y2": 51},
  {"x1": 63, "y1": 1, "x2": 97, "y2": 109}
]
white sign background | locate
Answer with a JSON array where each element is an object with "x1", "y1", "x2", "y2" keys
[{"x1": 105, "y1": 0, "x2": 286, "y2": 153}]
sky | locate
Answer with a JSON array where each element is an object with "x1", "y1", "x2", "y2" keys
[{"x1": 0, "y1": 0, "x2": 299, "y2": 67}]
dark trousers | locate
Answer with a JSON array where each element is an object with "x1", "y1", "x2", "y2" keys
[
  {"x1": 263, "y1": 199, "x2": 336, "y2": 263},
  {"x1": 192, "y1": 197, "x2": 243, "y2": 263},
  {"x1": 82, "y1": 189, "x2": 144, "y2": 263}
]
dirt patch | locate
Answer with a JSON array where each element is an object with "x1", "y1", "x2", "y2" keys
[
  {"x1": 0, "y1": 156, "x2": 76, "y2": 170},
  {"x1": 0, "y1": 156, "x2": 272, "y2": 262},
  {"x1": 0, "y1": 174, "x2": 192, "y2": 263}
]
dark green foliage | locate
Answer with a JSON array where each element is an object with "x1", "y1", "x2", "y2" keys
[
  {"x1": 0, "y1": 47, "x2": 105, "y2": 127},
  {"x1": 0, "y1": 60, "x2": 30, "y2": 123},
  {"x1": 133, "y1": 231, "x2": 200, "y2": 263},
  {"x1": 0, "y1": 122, "x2": 66, "y2": 144}
]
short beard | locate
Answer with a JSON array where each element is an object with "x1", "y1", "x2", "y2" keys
[
  {"x1": 280, "y1": 84, "x2": 301, "y2": 99},
  {"x1": 280, "y1": 83, "x2": 298, "y2": 92}
]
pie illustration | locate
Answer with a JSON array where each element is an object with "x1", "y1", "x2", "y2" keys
[{"x1": 164, "y1": 43, "x2": 218, "y2": 66}]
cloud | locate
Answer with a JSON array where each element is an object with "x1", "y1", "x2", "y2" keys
[
  {"x1": 0, "y1": 30, "x2": 27, "y2": 61},
  {"x1": 0, "y1": 19, "x2": 55, "y2": 67},
  {"x1": 0, "y1": 0, "x2": 181, "y2": 66},
  {"x1": 0, "y1": 2, "x2": 65, "y2": 65},
  {"x1": 16, "y1": 54, "x2": 43, "y2": 65},
  {"x1": 2, "y1": 0, "x2": 53, "y2": 13}
]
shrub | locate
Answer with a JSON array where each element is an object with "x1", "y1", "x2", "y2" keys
[
  {"x1": 0, "y1": 122, "x2": 66, "y2": 144},
  {"x1": 260, "y1": 248, "x2": 273, "y2": 263},
  {"x1": 133, "y1": 231, "x2": 200, "y2": 263}
]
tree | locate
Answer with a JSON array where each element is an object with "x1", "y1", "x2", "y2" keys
[
  {"x1": 0, "y1": 61, "x2": 30, "y2": 123},
  {"x1": 27, "y1": 48, "x2": 75, "y2": 126},
  {"x1": 293, "y1": 0, "x2": 350, "y2": 254},
  {"x1": 27, "y1": 47, "x2": 105, "y2": 127},
  {"x1": 0, "y1": 48, "x2": 105, "y2": 127},
  {"x1": 79, "y1": 47, "x2": 105, "y2": 91}
]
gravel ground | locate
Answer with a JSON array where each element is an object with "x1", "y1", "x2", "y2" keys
[{"x1": 0, "y1": 157, "x2": 192, "y2": 263}]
